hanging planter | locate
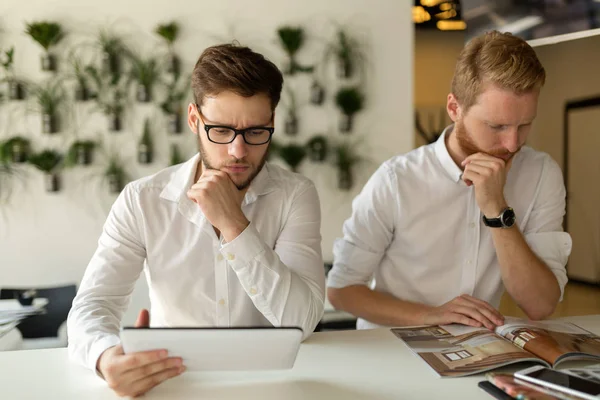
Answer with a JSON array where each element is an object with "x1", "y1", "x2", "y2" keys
[
  {"x1": 97, "y1": 30, "x2": 126, "y2": 83},
  {"x1": 310, "y1": 80, "x2": 325, "y2": 106},
  {"x1": 170, "y1": 144, "x2": 184, "y2": 165},
  {"x1": 25, "y1": 21, "x2": 64, "y2": 72},
  {"x1": 104, "y1": 152, "x2": 127, "y2": 194},
  {"x1": 42, "y1": 113, "x2": 60, "y2": 134},
  {"x1": 28, "y1": 150, "x2": 63, "y2": 192},
  {"x1": 338, "y1": 168, "x2": 353, "y2": 190},
  {"x1": 332, "y1": 30, "x2": 362, "y2": 80},
  {"x1": 155, "y1": 22, "x2": 180, "y2": 76},
  {"x1": 136, "y1": 84, "x2": 152, "y2": 103},
  {"x1": 44, "y1": 173, "x2": 60, "y2": 192},
  {"x1": 285, "y1": 112, "x2": 299, "y2": 135},
  {"x1": 336, "y1": 55, "x2": 353, "y2": 80},
  {"x1": 74, "y1": 80, "x2": 91, "y2": 102},
  {"x1": 8, "y1": 80, "x2": 26, "y2": 100},
  {"x1": 66, "y1": 141, "x2": 95, "y2": 166},
  {"x1": 332, "y1": 141, "x2": 365, "y2": 191},
  {"x1": 167, "y1": 112, "x2": 182, "y2": 134},
  {"x1": 278, "y1": 144, "x2": 306, "y2": 172},
  {"x1": 277, "y1": 26, "x2": 314, "y2": 75},
  {"x1": 5, "y1": 137, "x2": 30, "y2": 163},
  {"x1": 108, "y1": 112, "x2": 123, "y2": 132},
  {"x1": 33, "y1": 80, "x2": 65, "y2": 134},
  {"x1": 306, "y1": 135, "x2": 329, "y2": 162},
  {"x1": 130, "y1": 55, "x2": 161, "y2": 104},
  {"x1": 335, "y1": 87, "x2": 364, "y2": 134},
  {"x1": 138, "y1": 119, "x2": 154, "y2": 164}
]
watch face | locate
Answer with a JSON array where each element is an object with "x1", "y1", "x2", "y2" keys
[{"x1": 502, "y1": 208, "x2": 516, "y2": 227}]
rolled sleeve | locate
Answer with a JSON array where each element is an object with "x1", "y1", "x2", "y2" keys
[{"x1": 525, "y1": 231, "x2": 571, "y2": 301}]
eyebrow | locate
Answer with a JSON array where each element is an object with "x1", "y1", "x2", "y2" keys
[{"x1": 200, "y1": 111, "x2": 273, "y2": 129}]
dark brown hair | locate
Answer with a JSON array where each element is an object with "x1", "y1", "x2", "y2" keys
[
  {"x1": 451, "y1": 30, "x2": 546, "y2": 111},
  {"x1": 192, "y1": 43, "x2": 284, "y2": 111}
]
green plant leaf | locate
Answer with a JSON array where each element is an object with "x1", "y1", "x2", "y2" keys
[
  {"x1": 25, "y1": 21, "x2": 64, "y2": 51},
  {"x1": 28, "y1": 150, "x2": 62, "y2": 172},
  {"x1": 155, "y1": 22, "x2": 179, "y2": 45},
  {"x1": 335, "y1": 87, "x2": 364, "y2": 116}
]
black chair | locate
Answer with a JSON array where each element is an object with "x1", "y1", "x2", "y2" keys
[{"x1": 0, "y1": 284, "x2": 77, "y2": 340}]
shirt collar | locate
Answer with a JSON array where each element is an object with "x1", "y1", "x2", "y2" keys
[{"x1": 434, "y1": 124, "x2": 463, "y2": 183}]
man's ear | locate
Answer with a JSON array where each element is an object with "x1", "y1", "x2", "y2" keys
[
  {"x1": 187, "y1": 102, "x2": 199, "y2": 134},
  {"x1": 447, "y1": 93, "x2": 462, "y2": 123}
]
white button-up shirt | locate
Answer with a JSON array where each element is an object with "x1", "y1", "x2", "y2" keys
[
  {"x1": 327, "y1": 127, "x2": 571, "y2": 330},
  {"x1": 67, "y1": 154, "x2": 325, "y2": 372}
]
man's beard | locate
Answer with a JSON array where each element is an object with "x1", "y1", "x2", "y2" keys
[
  {"x1": 197, "y1": 134, "x2": 268, "y2": 190},
  {"x1": 454, "y1": 119, "x2": 517, "y2": 160}
]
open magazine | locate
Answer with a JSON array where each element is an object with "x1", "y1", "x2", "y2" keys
[{"x1": 391, "y1": 317, "x2": 600, "y2": 377}]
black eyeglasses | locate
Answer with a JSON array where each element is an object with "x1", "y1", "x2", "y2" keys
[{"x1": 196, "y1": 104, "x2": 274, "y2": 145}]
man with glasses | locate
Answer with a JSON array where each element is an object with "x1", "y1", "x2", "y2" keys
[{"x1": 67, "y1": 44, "x2": 325, "y2": 397}]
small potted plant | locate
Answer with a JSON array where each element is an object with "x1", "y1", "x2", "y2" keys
[
  {"x1": 309, "y1": 80, "x2": 325, "y2": 106},
  {"x1": 1, "y1": 47, "x2": 26, "y2": 100},
  {"x1": 284, "y1": 89, "x2": 299, "y2": 135},
  {"x1": 160, "y1": 76, "x2": 189, "y2": 134},
  {"x1": 170, "y1": 144, "x2": 185, "y2": 165},
  {"x1": 278, "y1": 143, "x2": 306, "y2": 172},
  {"x1": 98, "y1": 30, "x2": 127, "y2": 83},
  {"x1": 130, "y1": 54, "x2": 162, "y2": 103},
  {"x1": 3, "y1": 137, "x2": 30, "y2": 163},
  {"x1": 25, "y1": 21, "x2": 64, "y2": 72},
  {"x1": 332, "y1": 140, "x2": 365, "y2": 190},
  {"x1": 335, "y1": 86, "x2": 364, "y2": 133},
  {"x1": 69, "y1": 55, "x2": 93, "y2": 102},
  {"x1": 33, "y1": 80, "x2": 66, "y2": 134},
  {"x1": 104, "y1": 152, "x2": 128, "y2": 194},
  {"x1": 28, "y1": 149, "x2": 63, "y2": 192},
  {"x1": 267, "y1": 139, "x2": 281, "y2": 161},
  {"x1": 138, "y1": 119, "x2": 153, "y2": 164},
  {"x1": 66, "y1": 140, "x2": 95, "y2": 166},
  {"x1": 277, "y1": 26, "x2": 313, "y2": 75},
  {"x1": 306, "y1": 135, "x2": 329, "y2": 162},
  {"x1": 155, "y1": 22, "x2": 180, "y2": 75},
  {"x1": 86, "y1": 65, "x2": 129, "y2": 132},
  {"x1": 331, "y1": 29, "x2": 363, "y2": 79}
]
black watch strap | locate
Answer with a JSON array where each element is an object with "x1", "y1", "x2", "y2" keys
[{"x1": 482, "y1": 215, "x2": 503, "y2": 228}]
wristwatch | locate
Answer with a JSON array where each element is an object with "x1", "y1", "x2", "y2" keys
[{"x1": 482, "y1": 207, "x2": 516, "y2": 228}]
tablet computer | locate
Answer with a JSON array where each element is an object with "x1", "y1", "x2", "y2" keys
[{"x1": 120, "y1": 326, "x2": 303, "y2": 371}]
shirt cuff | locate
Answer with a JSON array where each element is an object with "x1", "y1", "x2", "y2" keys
[
  {"x1": 219, "y1": 222, "x2": 269, "y2": 266},
  {"x1": 89, "y1": 334, "x2": 121, "y2": 377}
]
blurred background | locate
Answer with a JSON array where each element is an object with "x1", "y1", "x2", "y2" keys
[{"x1": 0, "y1": 0, "x2": 599, "y2": 349}]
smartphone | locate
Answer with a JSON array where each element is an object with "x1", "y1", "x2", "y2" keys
[{"x1": 515, "y1": 366, "x2": 600, "y2": 400}]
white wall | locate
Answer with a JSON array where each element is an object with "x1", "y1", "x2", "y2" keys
[{"x1": 0, "y1": 0, "x2": 413, "y2": 323}]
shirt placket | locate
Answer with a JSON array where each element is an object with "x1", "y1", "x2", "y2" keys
[
  {"x1": 459, "y1": 186, "x2": 480, "y2": 295},
  {"x1": 214, "y1": 234, "x2": 230, "y2": 326}
]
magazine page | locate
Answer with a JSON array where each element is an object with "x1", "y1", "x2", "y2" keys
[
  {"x1": 494, "y1": 317, "x2": 600, "y2": 366},
  {"x1": 391, "y1": 324, "x2": 547, "y2": 377}
]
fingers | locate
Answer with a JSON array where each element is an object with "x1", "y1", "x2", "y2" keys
[
  {"x1": 450, "y1": 304, "x2": 497, "y2": 330},
  {"x1": 135, "y1": 309, "x2": 150, "y2": 328},
  {"x1": 462, "y1": 153, "x2": 506, "y2": 167},
  {"x1": 120, "y1": 356, "x2": 183, "y2": 384},
  {"x1": 116, "y1": 349, "x2": 169, "y2": 373},
  {"x1": 445, "y1": 312, "x2": 483, "y2": 328},
  {"x1": 128, "y1": 365, "x2": 186, "y2": 398},
  {"x1": 461, "y1": 295, "x2": 505, "y2": 325}
]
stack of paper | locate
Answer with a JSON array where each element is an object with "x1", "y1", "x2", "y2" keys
[{"x1": 0, "y1": 298, "x2": 48, "y2": 338}]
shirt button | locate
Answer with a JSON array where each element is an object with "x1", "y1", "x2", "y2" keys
[
  {"x1": 469, "y1": 223, "x2": 476, "y2": 228},
  {"x1": 218, "y1": 299, "x2": 225, "y2": 306},
  {"x1": 216, "y1": 254, "x2": 224, "y2": 261},
  {"x1": 467, "y1": 260, "x2": 472, "y2": 265},
  {"x1": 249, "y1": 287, "x2": 257, "y2": 295},
  {"x1": 227, "y1": 253, "x2": 235, "y2": 261}
]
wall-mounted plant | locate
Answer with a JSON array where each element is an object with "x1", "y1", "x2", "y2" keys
[
  {"x1": 28, "y1": 150, "x2": 63, "y2": 192},
  {"x1": 332, "y1": 140, "x2": 367, "y2": 190},
  {"x1": 1, "y1": 47, "x2": 26, "y2": 100},
  {"x1": 155, "y1": 22, "x2": 180, "y2": 76},
  {"x1": 103, "y1": 151, "x2": 128, "y2": 194},
  {"x1": 170, "y1": 143, "x2": 185, "y2": 166},
  {"x1": 0, "y1": 140, "x2": 24, "y2": 204},
  {"x1": 329, "y1": 28, "x2": 365, "y2": 80},
  {"x1": 138, "y1": 119, "x2": 153, "y2": 164},
  {"x1": 3, "y1": 137, "x2": 30, "y2": 163},
  {"x1": 277, "y1": 26, "x2": 314, "y2": 75},
  {"x1": 160, "y1": 75, "x2": 189, "y2": 134},
  {"x1": 87, "y1": 65, "x2": 130, "y2": 132},
  {"x1": 66, "y1": 140, "x2": 95, "y2": 166},
  {"x1": 278, "y1": 143, "x2": 306, "y2": 172},
  {"x1": 309, "y1": 79, "x2": 325, "y2": 106},
  {"x1": 68, "y1": 54, "x2": 94, "y2": 102},
  {"x1": 335, "y1": 86, "x2": 364, "y2": 133},
  {"x1": 129, "y1": 54, "x2": 162, "y2": 103},
  {"x1": 306, "y1": 135, "x2": 329, "y2": 162},
  {"x1": 24, "y1": 21, "x2": 64, "y2": 72},
  {"x1": 284, "y1": 88, "x2": 299, "y2": 135},
  {"x1": 267, "y1": 139, "x2": 281, "y2": 161},
  {"x1": 32, "y1": 80, "x2": 66, "y2": 134},
  {"x1": 98, "y1": 30, "x2": 128, "y2": 85}
]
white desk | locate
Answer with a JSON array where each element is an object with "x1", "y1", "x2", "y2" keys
[{"x1": 1, "y1": 315, "x2": 599, "y2": 400}]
